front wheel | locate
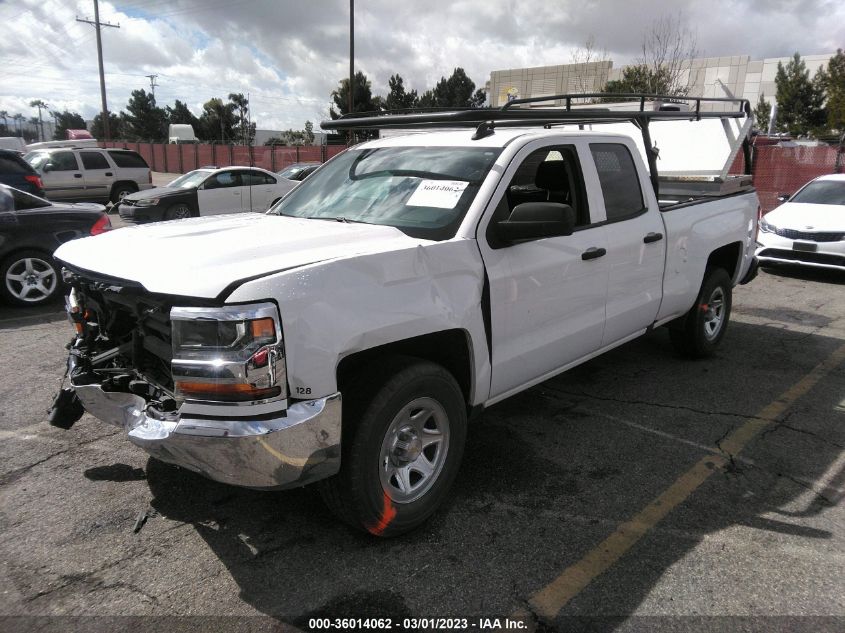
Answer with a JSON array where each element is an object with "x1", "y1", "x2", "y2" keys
[
  {"x1": 319, "y1": 358, "x2": 467, "y2": 537},
  {"x1": 669, "y1": 267, "x2": 732, "y2": 358},
  {"x1": 110, "y1": 184, "x2": 136, "y2": 203},
  {"x1": 0, "y1": 250, "x2": 61, "y2": 306},
  {"x1": 164, "y1": 203, "x2": 193, "y2": 220}
]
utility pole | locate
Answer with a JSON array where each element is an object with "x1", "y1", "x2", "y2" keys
[
  {"x1": 348, "y1": 0, "x2": 354, "y2": 116},
  {"x1": 77, "y1": 0, "x2": 120, "y2": 140},
  {"x1": 145, "y1": 74, "x2": 159, "y2": 100}
]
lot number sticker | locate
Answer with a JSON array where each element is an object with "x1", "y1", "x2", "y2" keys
[{"x1": 406, "y1": 180, "x2": 469, "y2": 209}]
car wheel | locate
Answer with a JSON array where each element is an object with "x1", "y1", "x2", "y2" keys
[
  {"x1": 110, "y1": 184, "x2": 136, "y2": 203},
  {"x1": 669, "y1": 267, "x2": 732, "y2": 358},
  {"x1": 0, "y1": 250, "x2": 61, "y2": 306},
  {"x1": 164, "y1": 203, "x2": 193, "y2": 220},
  {"x1": 318, "y1": 357, "x2": 467, "y2": 537}
]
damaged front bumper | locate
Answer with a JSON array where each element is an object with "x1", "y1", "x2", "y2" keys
[{"x1": 72, "y1": 378, "x2": 342, "y2": 490}]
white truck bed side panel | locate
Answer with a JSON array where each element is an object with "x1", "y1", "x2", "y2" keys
[
  {"x1": 657, "y1": 192, "x2": 758, "y2": 321},
  {"x1": 226, "y1": 240, "x2": 491, "y2": 405}
]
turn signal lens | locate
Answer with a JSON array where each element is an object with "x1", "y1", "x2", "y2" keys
[
  {"x1": 174, "y1": 381, "x2": 281, "y2": 402},
  {"x1": 250, "y1": 318, "x2": 275, "y2": 339}
]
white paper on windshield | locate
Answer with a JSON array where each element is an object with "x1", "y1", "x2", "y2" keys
[{"x1": 406, "y1": 180, "x2": 469, "y2": 209}]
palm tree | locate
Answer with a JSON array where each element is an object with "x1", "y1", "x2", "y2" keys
[
  {"x1": 29, "y1": 99, "x2": 48, "y2": 141},
  {"x1": 0, "y1": 110, "x2": 8, "y2": 134},
  {"x1": 13, "y1": 113, "x2": 24, "y2": 137}
]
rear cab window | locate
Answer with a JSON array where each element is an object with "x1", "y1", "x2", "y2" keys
[{"x1": 589, "y1": 143, "x2": 646, "y2": 222}]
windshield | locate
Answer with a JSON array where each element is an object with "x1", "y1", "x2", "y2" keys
[
  {"x1": 278, "y1": 163, "x2": 315, "y2": 179},
  {"x1": 168, "y1": 170, "x2": 212, "y2": 189},
  {"x1": 271, "y1": 146, "x2": 501, "y2": 240},
  {"x1": 789, "y1": 180, "x2": 845, "y2": 206}
]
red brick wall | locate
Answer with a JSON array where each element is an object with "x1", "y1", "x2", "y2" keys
[{"x1": 99, "y1": 141, "x2": 346, "y2": 175}]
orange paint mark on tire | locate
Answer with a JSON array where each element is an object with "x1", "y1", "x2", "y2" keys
[{"x1": 368, "y1": 491, "x2": 397, "y2": 536}]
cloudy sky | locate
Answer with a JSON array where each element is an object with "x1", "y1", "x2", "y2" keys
[{"x1": 1, "y1": 0, "x2": 843, "y2": 133}]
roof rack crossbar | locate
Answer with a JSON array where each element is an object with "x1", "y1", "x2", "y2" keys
[{"x1": 321, "y1": 93, "x2": 750, "y2": 131}]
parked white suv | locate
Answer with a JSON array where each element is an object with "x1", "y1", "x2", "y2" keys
[{"x1": 24, "y1": 148, "x2": 152, "y2": 203}]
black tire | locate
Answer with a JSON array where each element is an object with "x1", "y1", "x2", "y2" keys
[
  {"x1": 669, "y1": 267, "x2": 732, "y2": 358},
  {"x1": 318, "y1": 357, "x2": 467, "y2": 537},
  {"x1": 164, "y1": 203, "x2": 194, "y2": 220},
  {"x1": 0, "y1": 249, "x2": 61, "y2": 306},
  {"x1": 110, "y1": 183, "x2": 137, "y2": 203}
]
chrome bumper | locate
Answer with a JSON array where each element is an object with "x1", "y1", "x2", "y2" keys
[{"x1": 73, "y1": 383, "x2": 342, "y2": 490}]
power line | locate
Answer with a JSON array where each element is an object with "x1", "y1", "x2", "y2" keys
[{"x1": 76, "y1": 0, "x2": 120, "y2": 140}]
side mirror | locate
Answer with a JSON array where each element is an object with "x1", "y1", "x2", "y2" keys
[
  {"x1": 43, "y1": 163, "x2": 53, "y2": 173},
  {"x1": 776, "y1": 193, "x2": 791, "y2": 202},
  {"x1": 496, "y1": 202, "x2": 575, "y2": 243}
]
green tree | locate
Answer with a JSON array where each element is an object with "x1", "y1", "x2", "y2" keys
[
  {"x1": 432, "y1": 67, "x2": 477, "y2": 107},
  {"x1": 228, "y1": 92, "x2": 256, "y2": 145},
  {"x1": 775, "y1": 52, "x2": 826, "y2": 136},
  {"x1": 29, "y1": 99, "x2": 49, "y2": 142},
  {"x1": 603, "y1": 64, "x2": 673, "y2": 97},
  {"x1": 165, "y1": 100, "x2": 200, "y2": 130},
  {"x1": 124, "y1": 89, "x2": 167, "y2": 141},
  {"x1": 199, "y1": 97, "x2": 236, "y2": 142},
  {"x1": 330, "y1": 71, "x2": 378, "y2": 117},
  {"x1": 91, "y1": 110, "x2": 121, "y2": 140},
  {"x1": 330, "y1": 71, "x2": 379, "y2": 141},
  {"x1": 753, "y1": 94, "x2": 772, "y2": 131},
  {"x1": 51, "y1": 110, "x2": 87, "y2": 140},
  {"x1": 824, "y1": 49, "x2": 845, "y2": 132},
  {"x1": 385, "y1": 74, "x2": 418, "y2": 110}
]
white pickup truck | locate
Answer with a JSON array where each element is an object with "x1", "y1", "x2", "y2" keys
[{"x1": 49, "y1": 96, "x2": 760, "y2": 536}]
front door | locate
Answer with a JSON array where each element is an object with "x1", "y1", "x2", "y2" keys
[
  {"x1": 478, "y1": 141, "x2": 610, "y2": 401},
  {"x1": 42, "y1": 151, "x2": 84, "y2": 200}
]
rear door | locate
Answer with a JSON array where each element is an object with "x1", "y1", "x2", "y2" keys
[
  {"x1": 241, "y1": 170, "x2": 277, "y2": 211},
  {"x1": 78, "y1": 151, "x2": 113, "y2": 200},
  {"x1": 587, "y1": 142, "x2": 666, "y2": 347},
  {"x1": 197, "y1": 170, "x2": 243, "y2": 215}
]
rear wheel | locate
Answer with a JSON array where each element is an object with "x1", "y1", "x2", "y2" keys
[
  {"x1": 0, "y1": 250, "x2": 60, "y2": 306},
  {"x1": 669, "y1": 267, "x2": 732, "y2": 358},
  {"x1": 319, "y1": 357, "x2": 467, "y2": 537},
  {"x1": 165, "y1": 203, "x2": 193, "y2": 220},
  {"x1": 110, "y1": 183, "x2": 136, "y2": 203}
]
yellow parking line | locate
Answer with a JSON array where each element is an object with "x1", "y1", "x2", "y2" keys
[{"x1": 528, "y1": 341, "x2": 845, "y2": 620}]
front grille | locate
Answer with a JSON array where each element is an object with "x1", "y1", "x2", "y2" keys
[{"x1": 774, "y1": 228, "x2": 845, "y2": 242}]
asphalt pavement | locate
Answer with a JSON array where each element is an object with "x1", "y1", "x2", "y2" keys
[{"x1": 0, "y1": 263, "x2": 843, "y2": 633}]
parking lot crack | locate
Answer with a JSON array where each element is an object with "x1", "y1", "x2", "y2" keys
[{"x1": 539, "y1": 386, "x2": 766, "y2": 423}]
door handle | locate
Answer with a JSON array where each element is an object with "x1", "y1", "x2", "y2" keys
[
  {"x1": 73, "y1": 173, "x2": 82, "y2": 178},
  {"x1": 643, "y1": 232, "x2": 664, "y2": 243},
  {"x1": 581, "y1": 247, "x2": 607, "y2": 261},
  {"x1": 105, "y1": 172, "x2": 113, "y2": 177}
]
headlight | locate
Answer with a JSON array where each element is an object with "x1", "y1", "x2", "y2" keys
[
  {"x1": 135, "y1": 198, "x2": 160, "y2": 206},
  {"x1": 759, "y1": 217, "x2": 776, "y2": 233},
  {"x1": 170, "y1": 303, "x2": 286, "y2": 403}
]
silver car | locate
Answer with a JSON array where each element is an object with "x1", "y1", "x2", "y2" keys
[{"x1": 24, "y1": 148, "x2": 153, "y2": 203}]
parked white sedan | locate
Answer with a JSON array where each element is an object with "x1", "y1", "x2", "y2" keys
[
  {"x1": 118, "y1": 166, "x2": 293, "y2": 223},
  {"x1": 757, "y1": 174, "x2": 845, "y2": 271}
]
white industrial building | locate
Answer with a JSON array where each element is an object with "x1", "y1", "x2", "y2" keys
[{"x1": 488, "y1": 53, "x2": 836, "y2": 107}]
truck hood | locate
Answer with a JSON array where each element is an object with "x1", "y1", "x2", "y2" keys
[
  {"x1": 765, "y1": 202, "x2": 845, "y2": 232},
  {"x1": 54, "y1": 213, "x2": 426, "y2": 298}
]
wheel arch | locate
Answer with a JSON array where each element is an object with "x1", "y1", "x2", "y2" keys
[
  {"x1": 706, "y1": 242, "x2": 743, "y2": 282},
  {"x1": 109, "y1": 180, "x2": 138, "y2": 197},
  {"x1": 335, "y1": 329, "x2": 474, "y2": 406}
]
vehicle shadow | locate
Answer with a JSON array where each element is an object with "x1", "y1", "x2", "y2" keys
[
  {"x1": 143, "y1": 321, "x2": 845, "y2": 631},
  {"x1": 760, "y1": 264, "x2": 845, "y2": 285},
  {"x1": 0, "y1": 297, "x2": 65, "y2": 330}
]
